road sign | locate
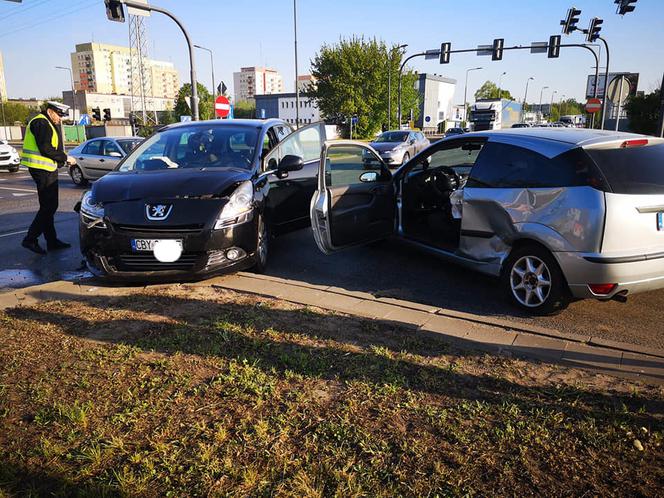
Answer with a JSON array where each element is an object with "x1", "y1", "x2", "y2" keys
[
  {"x1": 215, "y1": 95, "x2": 231, "y2": 118},
  {"x1": 351, "y1": 115, "x2": 359, "y2": 125},
  {"x1": 586, "y1": 72, "x2": 639, "y2": 99},
  {"x1": 585, "y1": 98, "x2": 602, "y2": 113},
  {"x1": 477, "y1": 44, "x2": 493, "y2": 56},
  {"x1": 424, "y1": 49, "x2": 441, "y2": 60},
  {"x1": 607, "y1": 75, "x2": 631, "y2": 105},
  {"x1": 78, "y1": 114, "x2": 91, "y2": 126},
  {"x1": 530, "y1": 42, "x2": 548, "y2": 54}
]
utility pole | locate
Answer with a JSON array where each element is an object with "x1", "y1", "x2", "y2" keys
[
  {"x1": 497, "y1": 71, "x2": 507, "y2": 100},
  {"x1": 388, "y1": 44, "x2": 407, "y2": 130},
  {"x1": 550, "y1": 90, "x2": 557, "y2": 121},
  {"x1": 293, "y1": 0, "x2": 300, "y2": 128},
  {"x1": 523, "y1": 76, "x2": 534, "y2": 123},
  {"x1": 464, "y1": 67, "x2": 482, "y2": 127},
  {"x1": 598, "y1": 36, "x2": 610, "y2": 130},
  {"x1": 194, "y1": 45, "x2": 215, "y2": 98},
  {"x1": 55, "y1": 65, "x2": 80, "y2": 142},
  {"x1": 539, "y1": 86, "x2": 549, "y2": 123}
]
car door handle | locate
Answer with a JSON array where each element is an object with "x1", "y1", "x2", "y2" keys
[
  {"x1": 99, "y1": 158, "x2": 105, "y2": 162},
  {"x1": 78, "y1": 157, "x2": 84, "y2": 160},
  {"x1": 371, "y1": 185, "x2": 387, "y2": 194}
]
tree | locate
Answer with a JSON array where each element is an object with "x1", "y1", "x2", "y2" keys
[
  {"x1": 174, "y1": 82, "x2": 214, "y2": 121},
  {"x1": 310, "y1": 36, "x2": 420, "y2": 138},
  {"x1": 1, "y1": 102, "x2": 32, "y2": 125},
  {"x1": 625, "y1": 88, "x2": 661, "y2": 135},
  {"x1": 234, "y1": 100, "x2": 256, "y2": 119},
  {"x1": 474, "y1": 81, "x2": 515, "y2": 101}
]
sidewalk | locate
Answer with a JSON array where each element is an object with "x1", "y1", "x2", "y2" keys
[{"x1": 2, "y1": 273, "x2": 663, "y2": 384}]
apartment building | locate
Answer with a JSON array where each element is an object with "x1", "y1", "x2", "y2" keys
[{"x1": 233, "y1": 66, "x2": 284, "y2": 102}]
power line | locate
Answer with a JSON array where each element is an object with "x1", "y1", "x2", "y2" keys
[
  {"x1": 0, "y1": 0, "x2": 52, "y2": 22},
  {"x1": 0, "y1": 0, "x2": 98, "y2": 40}
]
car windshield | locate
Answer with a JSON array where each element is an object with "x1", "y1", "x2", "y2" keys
[
  {"x1": 586, "y1": 142, "x2": 664, "y2": 194},
  {"x1": 375, "y1": 131, "x2": 409, "y2": 143},
  {"x1": 118, "y1": 125, "x2": 260, "y2": 172},
  {"x1": 117, "y1": 139, "x2": 143, "y2": 154}
]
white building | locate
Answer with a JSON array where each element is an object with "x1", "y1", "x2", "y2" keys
[
  {"x1": 254, "y1": 93, "x2": 321, "y2": 126},
  {"x1": 70, "y1": 42, "x2": 180, "y2": 99},
  {"x1": 62, "y1": 90, "x2": 174, "y2": 120},
  {"x1": 415, "y1": 73, "x2": 457, "y2": 132},
  {"x1": 233, "y1": 66, "x2": 284, "y2": 102}
]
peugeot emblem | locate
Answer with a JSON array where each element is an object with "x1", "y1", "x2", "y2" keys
[{"x1": 146, "y1": 203, "x2": 172, "y2": 221}]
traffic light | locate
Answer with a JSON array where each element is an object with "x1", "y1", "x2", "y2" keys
[
  {"x1": 615, "y1": 0, "x2": 637, "y2": 15},
  {"x1": 548, "y1": 35, "x2": 561, "y2": 58},
  {"x1": 491, "y1": 38, "x2": 504, "y2": 61},
  {"x1": 92, "y1": 107, "x2": 101, "y2": 121},
  {"x1": 586, "y1": 17, "x2": 603, "y2": 42},
  {"x1": 561, "y1": 7, "x2": 582, "y2": 35},
  {"x1": 439, "y1": 42, "x2": 451, "y2": 64},
  {"x1": 103, "y1": 108, "x2": 112, "y2": 121},
  {"x1": 104, "y1": 0, "x2": 125, "y2": 22}
]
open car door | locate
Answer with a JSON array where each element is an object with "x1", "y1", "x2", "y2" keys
[{"x1": 310, "y1": 141, "x2": 396, "y2": 254}]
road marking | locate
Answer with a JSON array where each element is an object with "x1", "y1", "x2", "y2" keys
[
  {"x1": 0, "y1": 186, "x2": 37, "y2": 193},
  {"x1": 12, "y1": 193, "x2": 33, "y2": 197},
  {"x1": 0, "y1": 229, "x2": 28, "y2": 238}
]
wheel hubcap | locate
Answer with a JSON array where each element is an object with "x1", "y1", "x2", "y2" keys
[
  {"x1": 510, "y1": 255, "x2": 552, "y2": 307},
  {"x1": 257, "y1": 219, "x2": 268, "y2": 264},
  {"x1": 72, "y1": 167, "x2": 82, "y2": 183}
]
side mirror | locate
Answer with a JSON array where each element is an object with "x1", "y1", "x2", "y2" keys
[
  {"x1": 278, "y1": 154, "x2": 304, "y2": 172},
  {"x1": 73, "y1": 201, "x2": 81, "y2": 213},
  {"x1": 108, "y1": 151, "x2": 122, "y2": 158},
  {"x1": 359, "y1": 171, "x2": 378, "y2": 183}
]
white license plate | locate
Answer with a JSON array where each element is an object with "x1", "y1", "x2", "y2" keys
[{"x1": 131, "y1": 239, "x2": 182, "y2": 252}]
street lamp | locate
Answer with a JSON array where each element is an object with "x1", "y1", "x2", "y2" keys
[
  {"x1": 55, "y1": 65, "x2": 80, "y2": 142},
  {"x1": 387, "y1": 43, "x2": 408, "y2": 130},
  {"x1": 538, "y1": 86, "x2": 549, "y2": 123},
  {"x1": 194, "y1": 45, "x2": 215, "y2": 98},
  {"x1": 464, "y1": 67, "x2": 482, "y2": 126},
  {"x1": 523, "y1": 76, "x2": 534, "y2": 123},
  {"x1": 560, "y1": 94, "x2": 566, "y2": 117},
  {"x1": 497, "y1": 71, "x2": 507, "y2": 100},
  {"x1": 550, "y1": 90, "x2": 558, "y2": 121}
]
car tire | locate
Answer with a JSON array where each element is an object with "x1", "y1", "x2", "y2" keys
[
  {"x1": 9, "y1": 166, "x2": 19, "y2": 173},
  {"x1": 70, "y1": 165, "x2": 89, "y2": 187},
  {"x1": 401, "y1": 152, "x2": 410, "y2": 165},
  {"x1": 250, "y1": 214, "x2": 269, "y2": 274},
  {"x1": 501, "y1": 244, "x2": 569, "y2": 315}
]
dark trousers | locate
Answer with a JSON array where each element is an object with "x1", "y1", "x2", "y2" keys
[{"x1": 26, "y1": 168, "x2": 59, "y2": 244}]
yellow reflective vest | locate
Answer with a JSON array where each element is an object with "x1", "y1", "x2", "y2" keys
[{"x1": 20, "y1": 114, "x2": 59, "y2": 172}]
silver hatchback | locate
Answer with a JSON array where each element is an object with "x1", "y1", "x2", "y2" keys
[
  {"x1": 310, "y1": 128, "x2": 664, "y2": 314},
  {"x1": 68, "y1": 136, "x2": 143, "y2": 187}
]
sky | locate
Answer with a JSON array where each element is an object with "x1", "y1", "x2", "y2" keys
[{"x1": 0, "y1": 0, "x2": 662, "y2": 106}]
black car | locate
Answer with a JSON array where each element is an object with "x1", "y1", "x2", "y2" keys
[
  {"x1": 444, "y1": 127, "x2": 465, "y2": 137},
  {"x1": 77, "y1": 119, "x2": 328, "y2": 281}
]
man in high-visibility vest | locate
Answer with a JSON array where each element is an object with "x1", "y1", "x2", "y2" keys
[{"x1": 21, "y1": 101, "x2": 77, "y2": 255}]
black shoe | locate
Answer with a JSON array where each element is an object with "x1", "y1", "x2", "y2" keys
[
  {"x1": 22, "y1": 239, "x2": 46, "y2": 255},
  {"x1": 47, "y1": 239, "x2": 72, "y2": 251}
]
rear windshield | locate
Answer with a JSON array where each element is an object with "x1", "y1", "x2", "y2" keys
[{"x1": 586, "y1": 142, "x2": 664, "y2": 194}]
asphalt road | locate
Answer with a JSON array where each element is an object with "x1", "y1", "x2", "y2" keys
[{"x1": 1, "y1": 163, "x2": 662, "y2": 349}]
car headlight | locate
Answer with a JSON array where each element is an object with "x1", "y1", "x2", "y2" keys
[
  {"x1": 80, "y1": 191, "x2": 106, "y2": 227},
  {"x1": 382, "y1": 149, "x2": 397, "y2": 155},
  {"x1": 214, "y1": 181, "x2": 254, "y2": 229}
]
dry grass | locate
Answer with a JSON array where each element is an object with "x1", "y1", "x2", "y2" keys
[{"x1": 0, "y1": 285, "x2": 662, "y2": 497}]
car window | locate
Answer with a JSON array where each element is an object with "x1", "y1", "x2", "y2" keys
[
  {"x1": 118, "y1": 125, "x2": 259, "y2": 172},
  {"x1": 117, "y1": 139, "x2": 142, "y2": 154},
  {"x1": 264, "y1": 124, "x2": 323, "y2": 171},
  {"x1": 325, "y1": 145, "x2": 385, "y2": 187},
  {"x1": 102, "y1": 140, "x2": 122, "y2": 156},
  {"x1": 275, "y1": 125, "x2": 291, "y2": 142},
  {"x1": 467, "y1": 142, "x2": 606, "y2": 189},
  {"x1": 82, "y1": 140, "x2": 102, "y2": 156},
  {"x1": 586, "y1": 142, "x2": 664, "y2": 194},
  {"x1": 413, "y1": 141, "x2": 485, "y2": 176}
]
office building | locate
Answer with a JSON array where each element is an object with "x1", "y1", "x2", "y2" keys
[
  {"x1": 255, "y1": 93, "x2": 321, "y2": 126},
  {"x1": 233, "y1": 66, "x2": 284, "y2": 102}
]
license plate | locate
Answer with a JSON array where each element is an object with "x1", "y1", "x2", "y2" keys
[
  {"x1": 131, "y1": 239, "x2": 182, "y2": 252},
  {"x1": 658, "y1": 213, "x2": 663, "y2": 231}
]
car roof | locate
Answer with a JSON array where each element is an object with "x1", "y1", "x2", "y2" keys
[
  {"x1": 471, "y1": 127, "x2": 660, "y2": 148},
  {"x1": 162, "y1": 118, "x2": 286, "y2": 131}
]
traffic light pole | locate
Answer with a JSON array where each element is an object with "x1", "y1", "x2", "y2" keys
[
  {"x1": 397, "y1": 43, "x2": 599, "y2": 128},
  {"x1": 598, "y1": 36, "x2": 610, "y2": 130},
  {"x1": 121, "y1": 1, "x2": 199, "y2": 121}
]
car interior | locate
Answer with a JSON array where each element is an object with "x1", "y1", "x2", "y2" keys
[{"x1": 400, "y1": 141, "x2": 485, "y2": 250}]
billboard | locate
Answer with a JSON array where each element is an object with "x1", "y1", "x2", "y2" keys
[{"x1": 586, "y1": 73, "x2": 639, "y2": 99}]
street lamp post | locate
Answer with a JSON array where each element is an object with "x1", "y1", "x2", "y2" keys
[
  {"x1": 550, "y1": 90, "x2": 557, "y2": 122},
  {"x1": 55, "y1": 65, "x2": 80, "y2": 142},
  {"x1": 194, "y1": 45, "x2": 215, "y2": 98},
  {"x1": 463, "y1": 66, "x2": 482, "y2": 127},
  {"x1": 560, "y1": 94, "x2": 566, "y2": 118},
  {"x1": 387, "y1": 43, "x2": 407, "y2": 130},
  {"x1": 538, "y1": 86, "x2": 549, "y2": 123},
  {"x1": 497, "y1": 71, "x2": 507, "y2": 100},
  {"x1": 523, "y1": 76, "x2": 534, "y2": 123}
]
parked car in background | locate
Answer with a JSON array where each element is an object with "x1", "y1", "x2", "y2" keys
[
  {"x1": 445, "y1": 127, "x2": 466, "y2": 137},
  {"x1": 511, "y1": 123, "x2": 530, "y2": 128},
  {"x1": 0, "y1": 139, "x2": 20, "y2": 172},
  {"x1": 310, "y1": 128, "x2": 664, "y2": 315},
  {"x1": 369, "y1": 130, "x2": 429, "y2": 166},
  {"x1": 68, "y1": 136, "x2": 143, "y2": 186}
]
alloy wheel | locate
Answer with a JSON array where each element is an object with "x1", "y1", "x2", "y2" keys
[
  {"x1": 257, "y1": 217, "x2": 268, "y2": 265},
  {"x1": 71, "y1": 166, "x2": 83, "y2": 184},
  {"x1": 510, "y1": 255, "x2": 552, "y2": 308}
]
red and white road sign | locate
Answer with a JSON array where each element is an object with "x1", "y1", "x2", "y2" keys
[
  {"x1": 585, "y1": 98, "x2": 602, "y2": 114},
  {"x1": 215, "y1": 95, "x2": 231, "y2": 118}
]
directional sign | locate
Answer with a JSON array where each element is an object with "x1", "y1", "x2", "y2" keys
[
  {"x1": 424, "y1": 49, "x2": 441, "y2": 60},
  {"x1": 585, "y1": 98, "x2": 602, "y2": 114},
  {"x1": 530, "y1": 42, "x2": 548, "y2": 54},
  {"x1": 215, "y1": 95, "x2": 231, "y2": 118},
  {"x1": 477, "y1": 44, "x2": 493, "y2": 56}
]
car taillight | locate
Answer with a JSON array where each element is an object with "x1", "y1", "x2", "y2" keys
[
  {"x1": 588, "y1": 283, "x2": 617, "y2": 295},
  {"x1": 620, "y1": 139, "x2": 648, "y2": 148}
]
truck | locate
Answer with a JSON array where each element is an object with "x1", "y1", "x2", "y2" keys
[
  {"x1": 469, "y1": 99, "x2": 523, "y2": 131},
  {"x1": 559, "y1": 115, "x2": 585, "y2": 127}
]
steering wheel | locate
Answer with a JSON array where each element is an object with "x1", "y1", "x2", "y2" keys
[{"x1": 433, "y1": 166, "x2": 461, "y2": 192}]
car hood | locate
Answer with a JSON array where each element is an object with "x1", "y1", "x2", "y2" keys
[
  {"x1": 91, "y1": 167, "x2": 252, "y2": 203},
  {"x1": 369, "y1": 142, "x2": 405, "y2": 152}
]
